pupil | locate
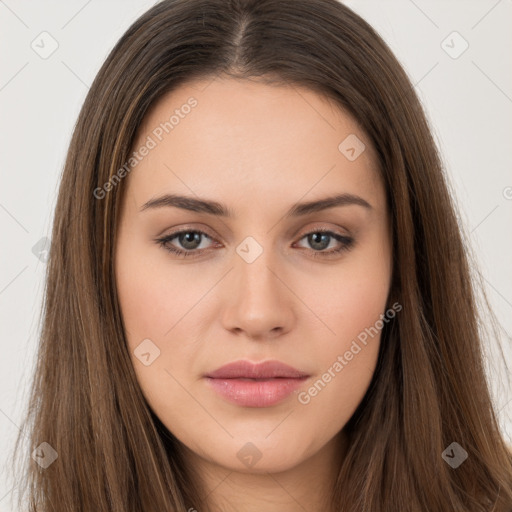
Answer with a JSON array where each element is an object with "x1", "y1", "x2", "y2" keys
[
  {"x1": 309, "y1": 233, "x2": 329, "y2": 250},
  {"x1": 180, "y1": 232, "x2": 201, "y2": 249}
]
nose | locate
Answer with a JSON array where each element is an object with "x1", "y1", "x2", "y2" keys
[{"x1": 220, "y1": 247, "x2": 295, "y2": 340}]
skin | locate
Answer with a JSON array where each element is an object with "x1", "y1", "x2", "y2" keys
[{"x1": 115, "y1": 77, "x2": 392, "y2": 512}]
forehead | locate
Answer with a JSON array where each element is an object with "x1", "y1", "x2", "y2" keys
[{"x1": 126, "y1": 77, "x2": 384, "y2": 213}]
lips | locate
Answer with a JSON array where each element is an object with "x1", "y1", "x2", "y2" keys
[
  {"x1": 205, "y1": 360, "x2": 309, "y2": 379},
  {"x1": 204, "y1": 360, "x2": 309, "y2": 407}
]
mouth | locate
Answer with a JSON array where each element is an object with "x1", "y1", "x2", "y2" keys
[{"x1": 204, "y1": 360, "x2": 310, "y2": 407}]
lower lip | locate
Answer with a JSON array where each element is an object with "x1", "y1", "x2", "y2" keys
[{"x1": 204, "y1": 377, "x2": 308, "y2": 407}]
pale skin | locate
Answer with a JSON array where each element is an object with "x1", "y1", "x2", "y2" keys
[{"x1": 115, "y1": 77, "x2": 393, "y2": 512}]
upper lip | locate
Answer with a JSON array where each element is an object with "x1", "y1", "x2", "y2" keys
[{"x1": 205, "y1": 360, "x2": 309, "y2": 379}]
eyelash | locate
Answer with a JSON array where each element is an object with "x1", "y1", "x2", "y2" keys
[{"x1": 155, "y1": 227, "x2": 354, "y2": 259}]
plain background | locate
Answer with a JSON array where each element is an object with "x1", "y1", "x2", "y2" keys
[{"x1": 1, "y1": 0, "x2": 511, "y2": 509}]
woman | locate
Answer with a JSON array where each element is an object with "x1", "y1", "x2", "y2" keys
[{"x1": 11, "y1": 0, "x2": 512, "y2": 510}]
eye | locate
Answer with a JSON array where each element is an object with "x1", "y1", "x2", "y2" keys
[
  {"x1": 156, "y1": 229, "x2": 217, "y2": 258},
  {"x1": 293, "y1": 229, "x2": 354, "y2": 258},
  {"x1": 155, "y1": 227, "x2": 354, "y2": 259}
]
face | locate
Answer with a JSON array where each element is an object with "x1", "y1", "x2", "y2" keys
[{"x1": 114, "y1": 77, "x2": 392, "y2": 474}]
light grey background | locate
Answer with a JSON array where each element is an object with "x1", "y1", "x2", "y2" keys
[{"x1": 1, "y1": 1, "x2": 511, "y2": 509}]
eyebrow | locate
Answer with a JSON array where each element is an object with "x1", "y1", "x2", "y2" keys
[{"x1": 139, "y1": 193, "x2": 372, "y2": 217}]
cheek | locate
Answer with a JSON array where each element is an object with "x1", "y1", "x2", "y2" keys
[
  {"x1": 301, "y1": 251, "x2": 391, "y2": 346},
  {"x1": 115, "y1": 247, "x2": 198, "y2": 410},
  {"x1": 296, "y1": 341, "x2": 380, "y2": 445},
  {"x1": 115, "y1": 238, "x2": 213, "y2": 399},
  {"x1": 294, "y1": 282, "x2": 386, "y2": 436},
  {"x1": 115, "y1": 240, "x2": 205, "y2": 343},
  {"x1": 293, "y1": 248, "x2": 390, "y2": 420}
]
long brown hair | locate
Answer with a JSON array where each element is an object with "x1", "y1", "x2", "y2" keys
[{"x1": 10, "y1": 0, "x2": 512, "y2": 510}]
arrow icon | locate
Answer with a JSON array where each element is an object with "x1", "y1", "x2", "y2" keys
[
  {"x1": 31, "y1": 31, "x2": 59, "y2": 60},
  {"x1": 440, "y1": 31, "x2": 469, "y2": 60},
  {"x1": 338, "y1": 134, "x2": 365, "y2": 161},
  {"x1": 134, "y1": 339, "x2": 160, "y2": 366},
  {"x1": 236, "y1": 237, "x2": 263, "y2": 263},
  {"x1": 32, "y1": 442, "x2": 58, "y2": 468},
  {"x1": 236, "y1": 441, "x2": 262, "y2": 467},
  {"x1": 442, "y1": 442, "x2": 468, "y2": 468}
]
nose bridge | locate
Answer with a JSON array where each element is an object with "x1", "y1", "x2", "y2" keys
[
  {"x1": 234, "y1": 233, "x2": 282, "y2": 300},
  {"x1": 220, "y1": 233, "x2": 293, "y2": 337}
]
